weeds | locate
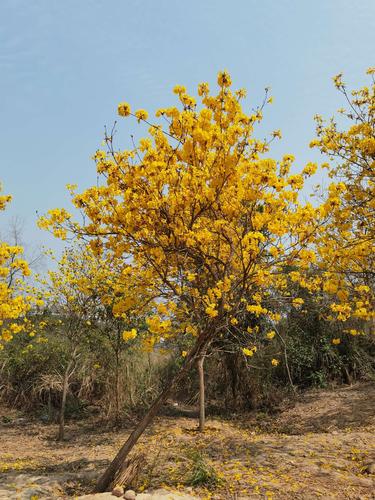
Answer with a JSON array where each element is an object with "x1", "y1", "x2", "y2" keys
[{"x1": 185, "y1": 450, "x2": 222, "y2": 488}]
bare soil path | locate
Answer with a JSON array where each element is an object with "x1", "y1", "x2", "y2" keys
[{"x1": 0, "y1": 383, "x2": 374, "y2": 499}]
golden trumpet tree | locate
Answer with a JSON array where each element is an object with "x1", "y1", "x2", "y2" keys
[
  {"x1": 46, "y1": 244, "x2": 146, "y2": 323},
  {"x1": 44, "y1": 243, "x2": 152, "y2": 437},
  {"x1": 40, "y1": 71, "x2": 328, "y2": 490},
  {"x1": 0, "y1": 186, "x2": 38, "y2": 348},
  {"x1": 44, "y1": 245, "x2": 101, "y2": 440},
  {"x1": 310, "y1": 68, "x2": 375, "y2": 331}
]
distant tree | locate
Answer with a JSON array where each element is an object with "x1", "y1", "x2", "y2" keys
[
  {"x1": 0, "y1": 186, "x2": 39, "y2": 348},
  {"x1": 310, "y1": 68, "x2": 375, "y2": 334},
  {"x1": 43, "y1": 243, "x2": 152, "y2": 437}
]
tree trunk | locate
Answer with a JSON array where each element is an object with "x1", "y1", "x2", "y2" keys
[
  {"x1": 111, "y1": 452, "x2": 144, "y2": 490},
  {"x1": 58, "y1": 365, "x2": 70, "y2": 441},
  {"x1": 197, "y1": 354, "x2": 205, "y2": 432},
  {"x1": 48, "y1": 389, "x2": 52, "y2": 423},
  {"x1": 94, "y1": 332, "x2": 212, "y2": 493},
  {"x1": 126, "y1": 363, "x2": 135, "y2": 407},
  {"x1": 114, "y1": 323, "x2": 122, "y2": 425},
  {"x1": 115, "y1": 349, "x2": 120, "y2": 425}
]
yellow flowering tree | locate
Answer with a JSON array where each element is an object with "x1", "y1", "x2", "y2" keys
[
  {"x1": 0, "y1": 186, "x2": 36, "y2": 348},
  {"x1": 43, "y1": 246, "x2": 97, "y2": 440},
  {"x1": 310, "y1": 68, "x2": 375, "y2": 334},
  {"x1": 40, "y1": 72, "x2": 327, "y2": 490},
  {"x1": 43, "y1": 243, "x2": 152, "y2": 436},
  {"x1": 67, "y1": 243, "x2": 153, "y2": 423}
]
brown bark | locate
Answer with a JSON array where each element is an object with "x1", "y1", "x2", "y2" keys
[
  {"x1": 48, "y1": 390, "x2": 52, "y2": 422},
  {"x1": 94, "y1": 332, "x2": 212, "y2": 492},
  {"x1": 111, "y1": 452, "x2": 144, "y2": 489},
  {"x1": 115, "y1": 349, "x2": 120, "y2": 425},
  {"x1": 126, "y1": 363, "x2": 135, "y2": 407},
  {"x1": 197, "y1": 354, "x2": 205, "y2": 432}
]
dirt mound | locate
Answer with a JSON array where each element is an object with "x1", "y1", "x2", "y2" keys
[{"x1": 271, "y1": 382, "x2": 375, "y2": 435}]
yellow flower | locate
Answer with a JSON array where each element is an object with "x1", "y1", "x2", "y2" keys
[
  {"x1": 217, "y1": 70, "x2": 232, "y2": 87},
  {"x1": 118, "y1": 102, "x2": 131, "y2": 117},
  {"x1": 349, "y1": 329, "x2": 359, "y2": 336},
  {"x1": 242, "y1": 347, "x2": 254, "y2": 357},
  {"x1": 122, "y1": 328, "x2": 137, "y2": 341},
  {"x1": 332, "y1": 338, "x2": 341, "y2": 345},
  {"x1": 246, "y1": 304, "x2": 268, "y2": 316},
  {"x1": 135, "y1": 109, "x2": 148, "y2": 122},
  {"x1": 173, "y1": 85, "x2": 186, "y2": 95},
  {"x1": 302, "y1": 162, "x2": 317, "y2": 176},
  {"x1": 271, "y1": 358, "x2": 279, "y2": 366},
  {"x1": 292, "y1": 297, "x2": 304, "y2": 307},
  {"x1": 197, "y1": 82, "x2": 209, "y2": 96},
  {"x1": 266, "y1": 331, "x2": 276, "y2": 340},
  {"x1": 288, "y1": 174, "x2": 304, "y2": 189},
  {"x1": 181, "y1": 351, "x2": 187, "y2": 357},
  {"x1": 333, "y1": 73, "x2": 343, "y2": 88},
  {"x1": 205, "y1": 305, "x2": 218, "y2": 318},
  {"x1": 243, "y1": 347, "x2": 256, "y2": 357}
]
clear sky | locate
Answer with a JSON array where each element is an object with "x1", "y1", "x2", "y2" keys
[{"x1": 1, "y1": 0, "x2": 374, "y2": 255}]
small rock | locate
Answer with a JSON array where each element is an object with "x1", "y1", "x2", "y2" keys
[
  {"x1": 364, "y1": 462, "x2": 375, "y2": 474},
  {"x1": 112, "y1": 485, "x2": 124, "y2": 497},
  {"x1": 124, "y1": 490, "x2": 136, "y2": 500},
  {"x1": 15, "y1": 417, "x2": 27, "y2": 423}
]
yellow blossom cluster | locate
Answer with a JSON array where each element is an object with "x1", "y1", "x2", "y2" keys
[
  {"x1": 122, "y1": 328, "x2": 137, "y2": 341},
  {"x1": 39, "y1": 70, "x2": 373, "y2": 358},
  {"x1": 0, "y1": 187, "x2": 33, "y2": 346},
  {"x1": 310, "y1": 68, "x2": 375, "y2": 329}
]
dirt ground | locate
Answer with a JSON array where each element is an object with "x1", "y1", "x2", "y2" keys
[{"x1": 0, "y1": 383, "x2": 374, "y2": 499}]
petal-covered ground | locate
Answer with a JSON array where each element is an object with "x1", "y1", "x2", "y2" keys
[{"x1": 0, "y1": 383, "x2": 374, "y2": 499}]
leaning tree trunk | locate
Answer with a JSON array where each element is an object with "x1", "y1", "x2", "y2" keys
[
  {"x1": 197, "y1": 354, "x2": 206, "y2": 432},
  {"x1": 94, "y1": 332, "x2": 212, "y2": 493}
]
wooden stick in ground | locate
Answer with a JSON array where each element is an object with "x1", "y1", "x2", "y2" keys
[{"x1": 197, "y1": 353, "x2": 206, "y2": 432}]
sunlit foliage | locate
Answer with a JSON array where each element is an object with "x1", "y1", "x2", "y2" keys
[
  {"x1": 39, "y1": 72, "x2": 330, "y2": 363},
  {"x1": 0, "y1": 186, "x2": 37, "y2": 347}
]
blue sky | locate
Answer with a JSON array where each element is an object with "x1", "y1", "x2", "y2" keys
[{"x1": 1, "y1": 0, "x2": 374, "y2": 255}]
